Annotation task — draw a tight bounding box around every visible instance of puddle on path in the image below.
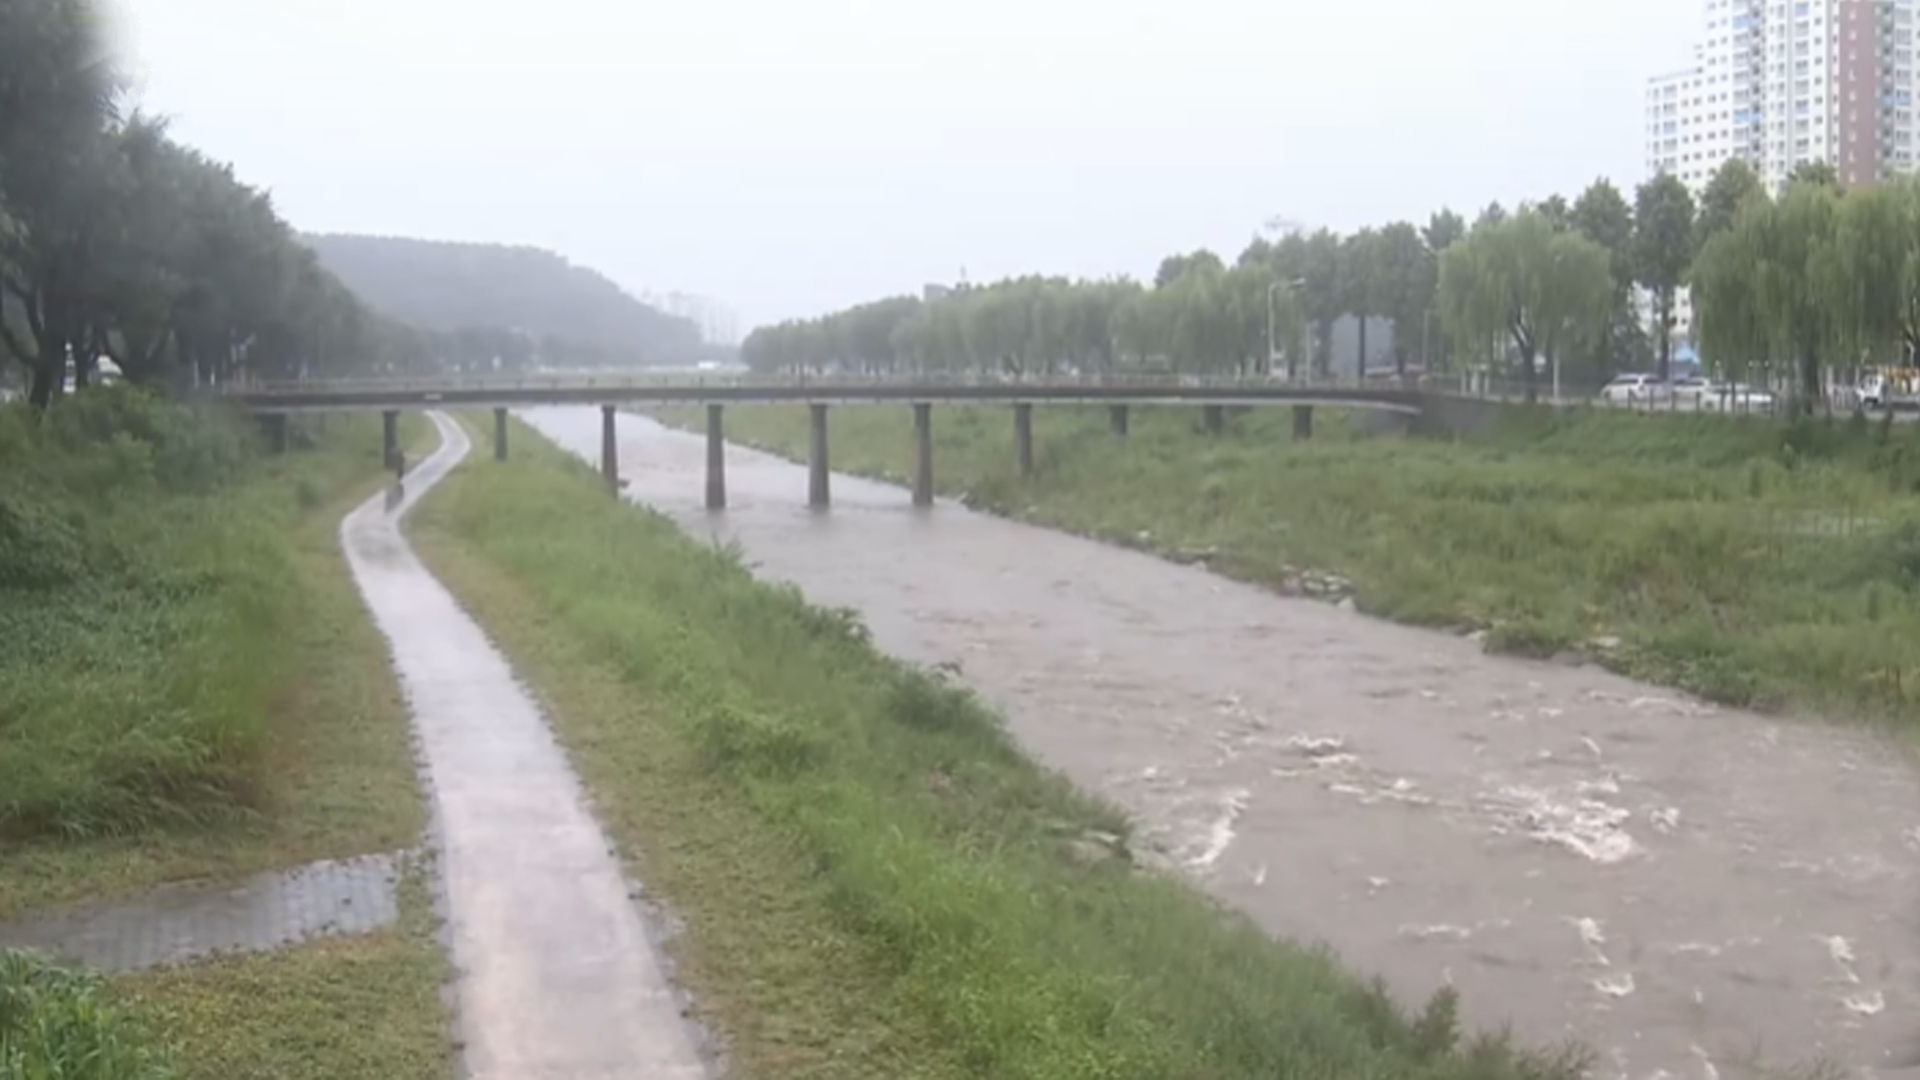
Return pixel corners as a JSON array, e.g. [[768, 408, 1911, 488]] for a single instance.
[[521, 406, 1920, 1079], [343, 412, 712, 1080], [0, 852, 405, 973]]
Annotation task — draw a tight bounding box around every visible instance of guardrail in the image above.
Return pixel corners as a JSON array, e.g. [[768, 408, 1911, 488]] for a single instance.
[[223, 372, 1428, 395], [207, 370, 1815, 418]]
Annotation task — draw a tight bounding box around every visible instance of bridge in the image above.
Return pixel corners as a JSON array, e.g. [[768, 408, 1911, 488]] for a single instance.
[[222, 373, 1487, 510]]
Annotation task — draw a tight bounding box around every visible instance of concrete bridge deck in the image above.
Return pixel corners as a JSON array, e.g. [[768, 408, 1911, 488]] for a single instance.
[[220, 373, 1429, 414], [225, 374, 1512, 512]]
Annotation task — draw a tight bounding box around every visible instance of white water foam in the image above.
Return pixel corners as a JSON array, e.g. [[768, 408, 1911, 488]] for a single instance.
[[1186, 788, 1251, 870], [1482, 783, 1639, 864]]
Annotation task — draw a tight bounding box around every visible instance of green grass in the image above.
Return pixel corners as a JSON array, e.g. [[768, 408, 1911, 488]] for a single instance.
[[0, 393, 435, 916], [653, 401, 1920, 723], [407, 414, 1586, 1080], [0, 950, 178, 1080], [1, 861, 450, 1080], [109, 858, 451, 1080]]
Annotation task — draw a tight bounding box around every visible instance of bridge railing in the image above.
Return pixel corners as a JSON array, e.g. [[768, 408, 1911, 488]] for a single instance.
[[222, 371, 1442, 396], [213, 370, 1793, 416]]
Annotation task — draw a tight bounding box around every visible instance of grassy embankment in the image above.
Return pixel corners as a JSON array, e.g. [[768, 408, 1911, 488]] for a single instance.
[[408, 413, 1584, 1080], [0, 389, 449, 1080], [652, 402, 1920, 722]]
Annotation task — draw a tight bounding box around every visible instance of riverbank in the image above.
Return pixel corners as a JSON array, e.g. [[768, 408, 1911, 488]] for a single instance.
[[407, 412, 1581, 1080], [650, 402, 1920, 724], [0, 390, 449, 1079]]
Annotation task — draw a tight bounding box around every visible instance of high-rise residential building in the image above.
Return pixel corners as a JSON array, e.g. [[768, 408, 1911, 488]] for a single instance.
[[1642, 0, 1918, 355], [1649, 0, 1915, 196]]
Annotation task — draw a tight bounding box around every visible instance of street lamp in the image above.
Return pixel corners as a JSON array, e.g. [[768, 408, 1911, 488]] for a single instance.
[[1267, 277, 1307, 379]]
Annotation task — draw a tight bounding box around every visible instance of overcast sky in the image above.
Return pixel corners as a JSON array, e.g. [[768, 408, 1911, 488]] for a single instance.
[[118, 0, 1699, 334]]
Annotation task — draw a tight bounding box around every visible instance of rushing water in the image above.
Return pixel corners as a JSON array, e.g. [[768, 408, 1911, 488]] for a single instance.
[[522, 406, 1920, 1078]]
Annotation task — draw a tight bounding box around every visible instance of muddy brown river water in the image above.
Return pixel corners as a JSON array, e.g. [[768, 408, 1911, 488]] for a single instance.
[[521, 406, 1920, 1078]]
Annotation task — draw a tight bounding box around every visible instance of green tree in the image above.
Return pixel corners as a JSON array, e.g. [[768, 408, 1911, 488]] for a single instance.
[[1787, 160, 1841, 192], [1692, 181, 1845, 409], [1437, 210, 1614, 403], [1535, 194, 1572, 230], [1832, 176, 1920, 367], [1694, 157, 1768, 248], [1632, 173, 1696, 380], [1420, 210, 1467, 371], [1337, 228, 1387, 376], [1422, 209, 1466, 255], [1371, 221, 1435, 375], [1569, 178, 1646, 379], [1153, 250, 1224, 289]]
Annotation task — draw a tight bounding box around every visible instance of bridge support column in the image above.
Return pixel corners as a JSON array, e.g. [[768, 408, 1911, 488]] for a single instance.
[[600, 404, 620, 495], [381, 410, 399, 471], [1108, 404, 1129, 437], [704, 403, 726, 511], [1013, 403, 1034, 476], [259, 412, 290, 454], [808, 403, 830, 510], [1292, 404, 1314, 441], [912, 402, 934, 508], [493, 407, 509, 462], [1201, 404, 1225, 435]]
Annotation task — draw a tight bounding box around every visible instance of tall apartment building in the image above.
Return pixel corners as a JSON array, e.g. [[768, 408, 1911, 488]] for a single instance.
[[1647, 0, 1915, 193], [1643, 0, 1917, 352]]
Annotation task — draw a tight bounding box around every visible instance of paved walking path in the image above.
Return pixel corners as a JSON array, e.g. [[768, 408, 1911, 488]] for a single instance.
[[0, 853, 407, 973], [341, 412, 710, 1080]]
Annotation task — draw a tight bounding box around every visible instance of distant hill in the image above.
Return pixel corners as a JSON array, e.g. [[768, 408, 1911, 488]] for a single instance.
[[303, 233, 706, 367]]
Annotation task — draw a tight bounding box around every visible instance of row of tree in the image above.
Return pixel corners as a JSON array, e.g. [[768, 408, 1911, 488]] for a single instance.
[[743, 156, 1892, 407], [2, 0, 618, 409]]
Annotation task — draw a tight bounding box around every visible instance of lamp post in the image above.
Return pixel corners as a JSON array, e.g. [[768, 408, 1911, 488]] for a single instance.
[[1266, 277, 1307, 379]]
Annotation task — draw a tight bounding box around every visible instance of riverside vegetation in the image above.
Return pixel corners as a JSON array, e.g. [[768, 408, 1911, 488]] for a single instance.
[[653, 402, 1920, 724], [408, 413, 1587, 1080], [0, 389, 449, 1080]]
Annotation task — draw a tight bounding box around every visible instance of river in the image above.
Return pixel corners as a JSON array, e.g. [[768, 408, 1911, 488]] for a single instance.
[[518, 405, 1920, 1078]]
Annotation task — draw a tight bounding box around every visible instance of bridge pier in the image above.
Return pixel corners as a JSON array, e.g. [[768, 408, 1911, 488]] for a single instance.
[[1013, 403, 1034, 476], [912, 402, 934, 508], [381, 410, 399, 471], [1201, 404, 1225, 435], [1108, 404, 1129, 437], [600, 404, 620, 495], [704, 403, 726, 511], [1292, 404, 1314, 441], [493, 408, 509, 461], [808, 403, 830, 509], [259, 412, 289, 454]]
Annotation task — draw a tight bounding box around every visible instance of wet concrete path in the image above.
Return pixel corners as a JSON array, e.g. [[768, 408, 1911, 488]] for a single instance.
[[343, 412, 708, 1080], [523, 406, 1920, 1080]]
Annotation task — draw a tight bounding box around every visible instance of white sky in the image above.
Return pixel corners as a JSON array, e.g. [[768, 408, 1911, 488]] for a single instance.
[[116, 0, 1699, 331]]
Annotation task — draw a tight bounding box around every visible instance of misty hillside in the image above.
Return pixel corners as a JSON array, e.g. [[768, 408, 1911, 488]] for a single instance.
[[303, 233, 704, 366]]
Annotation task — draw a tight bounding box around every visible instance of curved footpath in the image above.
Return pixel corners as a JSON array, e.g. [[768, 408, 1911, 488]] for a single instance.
[[338, 412, 710, 1080]]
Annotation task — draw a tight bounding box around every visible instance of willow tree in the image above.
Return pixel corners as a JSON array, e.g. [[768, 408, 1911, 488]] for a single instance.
[[1832, 176, 1920, 368], [1436, 209, 1614, 403], [1691, 181, 1846, 410]]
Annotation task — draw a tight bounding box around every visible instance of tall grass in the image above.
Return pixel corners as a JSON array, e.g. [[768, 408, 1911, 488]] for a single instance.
[[659, 402, 1920, 722], [0, 389, 385, 839], [0, 950, 177, 1080], [412, 423, 1587, 1080]]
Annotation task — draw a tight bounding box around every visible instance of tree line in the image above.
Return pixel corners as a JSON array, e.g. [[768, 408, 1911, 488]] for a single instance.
[[3, 0, 680, 411], [744, 156, 1906, 408]]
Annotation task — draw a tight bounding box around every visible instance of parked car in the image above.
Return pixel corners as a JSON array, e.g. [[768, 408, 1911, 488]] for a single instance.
[[1599, 373, 1668, 405], [1696, 381, 1776, 412]]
